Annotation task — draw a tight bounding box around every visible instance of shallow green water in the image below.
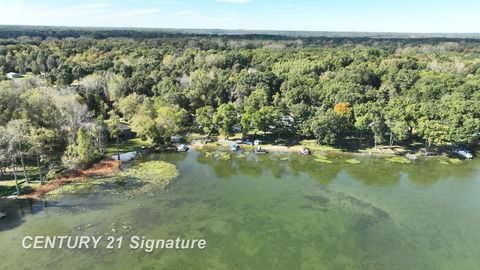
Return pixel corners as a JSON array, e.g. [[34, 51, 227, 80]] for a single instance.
[[1, 151, 480, 270]]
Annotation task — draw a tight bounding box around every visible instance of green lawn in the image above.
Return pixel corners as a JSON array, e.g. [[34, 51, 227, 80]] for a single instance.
[[105, 138, 152, 156], [0, 180, 39, 197]]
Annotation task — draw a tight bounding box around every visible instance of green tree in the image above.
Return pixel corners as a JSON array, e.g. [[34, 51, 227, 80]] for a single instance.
[[29, 127, 55, 184], [213, 103, 238, 138], [195, 106, 215, 134], [106, 111, 122, 161]]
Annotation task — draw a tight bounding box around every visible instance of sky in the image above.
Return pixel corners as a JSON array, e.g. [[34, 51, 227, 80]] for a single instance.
[[0, 0, 478, 33]]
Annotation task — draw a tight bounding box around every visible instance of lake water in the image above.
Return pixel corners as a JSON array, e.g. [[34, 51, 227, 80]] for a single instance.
[[1, 150, 480, 270]]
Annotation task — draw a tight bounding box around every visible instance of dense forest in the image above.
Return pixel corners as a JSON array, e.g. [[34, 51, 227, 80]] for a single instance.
[[1, 27, 480, 185]]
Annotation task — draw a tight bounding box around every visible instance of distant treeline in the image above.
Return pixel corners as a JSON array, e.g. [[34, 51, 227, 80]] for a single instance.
[[1, 25, 480, 47]]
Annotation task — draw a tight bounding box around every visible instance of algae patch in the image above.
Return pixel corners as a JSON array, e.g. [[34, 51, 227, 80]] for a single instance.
[[385, 156, 411, 164], [119, 160, 179, 193], [313, 154, 333, 164], [346, 159, 361, 164], [44, 181, 94, 200], [44, 160, 179, 199]]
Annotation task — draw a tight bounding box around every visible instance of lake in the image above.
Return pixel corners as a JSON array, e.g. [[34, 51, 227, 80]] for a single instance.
[[1, 150, 480, 270]]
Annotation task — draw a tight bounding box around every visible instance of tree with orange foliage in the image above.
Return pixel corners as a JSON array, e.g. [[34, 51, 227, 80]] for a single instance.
[[333, 103, 352, 116]]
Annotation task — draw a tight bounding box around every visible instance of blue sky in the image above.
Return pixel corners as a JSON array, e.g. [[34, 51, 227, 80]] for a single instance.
[[0, 0, 478, 33]]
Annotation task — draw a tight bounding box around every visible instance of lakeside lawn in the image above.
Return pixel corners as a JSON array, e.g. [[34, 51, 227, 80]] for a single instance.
[[105, 138, 152, 157]]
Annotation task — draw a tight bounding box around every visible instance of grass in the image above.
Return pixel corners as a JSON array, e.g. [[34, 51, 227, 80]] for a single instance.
[[0, 180, 39, 197], [0, 164, 45, 197], [105, 138, 152, 156], [300, 140, 341, 152]]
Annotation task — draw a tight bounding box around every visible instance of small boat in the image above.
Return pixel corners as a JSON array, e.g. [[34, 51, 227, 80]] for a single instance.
[[177, 144, 189, 152], [299, 148, 311, 156], [452, 149, 473, 160], [231, 144, 241, 152], [405, 153, 417, 161], [255, 146, 268, 154], [0, 212, 5, 219]]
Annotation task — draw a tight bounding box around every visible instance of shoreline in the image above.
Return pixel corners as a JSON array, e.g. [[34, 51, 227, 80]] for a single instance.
[[190, 139, 418, 157], [0, 160, 121, 205]]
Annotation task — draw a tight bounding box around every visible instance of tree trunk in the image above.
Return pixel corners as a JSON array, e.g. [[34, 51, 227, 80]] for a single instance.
[[13, 162, 20, 196], [37, 156, 43, 184], [116, 135, 121, 161], [20, 152, 29, 184]]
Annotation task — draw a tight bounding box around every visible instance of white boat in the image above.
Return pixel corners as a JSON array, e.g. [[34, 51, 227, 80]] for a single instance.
[[0, 212, 5, 219], [453, 149, 473, 160], [231, 144, 241, 151], [177, 144, 189, 152], [405, 154, 417, 161]]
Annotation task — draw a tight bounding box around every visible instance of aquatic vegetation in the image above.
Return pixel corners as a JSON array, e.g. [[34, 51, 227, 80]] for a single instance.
[[119, 160, 179, 192], [315, 158, 333, 164], [312, 153, 333, 164], [219, 153, 231, 161], [385, 156, 411, 164], [346, 159, 361, 164], [439, 160, 450, 165], [44, 181, 94, 200]]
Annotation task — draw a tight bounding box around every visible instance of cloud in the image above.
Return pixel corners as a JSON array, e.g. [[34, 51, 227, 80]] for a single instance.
[[73, 3, 112, 10], [103, 8, 161, 19], [150, 0, 187, 6], [214, 0, 251, 4], [175, 10, 196, 16]]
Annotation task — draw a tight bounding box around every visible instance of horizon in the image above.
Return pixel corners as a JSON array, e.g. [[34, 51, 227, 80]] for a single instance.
[[2, 24, 480, 38], [0, 0, 479, 33]]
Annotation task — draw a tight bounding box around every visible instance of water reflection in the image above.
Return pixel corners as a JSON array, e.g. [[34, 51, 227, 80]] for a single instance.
[[0, 199, 45, 231], [194, 150, 480, 187]]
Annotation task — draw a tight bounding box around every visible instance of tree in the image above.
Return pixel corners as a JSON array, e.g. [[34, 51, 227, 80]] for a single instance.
[[106, 111, 122, 161], [213, 103, 238, 138], [155, 105, 188, 144], [115, 93, 143, 122], [63, 127, 98, 169], [1, 125, 20, 194], [195, 106, 215, 134], [29, 127, 55, 184], [130, 114, 158, 145], [251, 106, 283, 137], [6, 120, 31, 183], [310, 110, 352, 146]]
